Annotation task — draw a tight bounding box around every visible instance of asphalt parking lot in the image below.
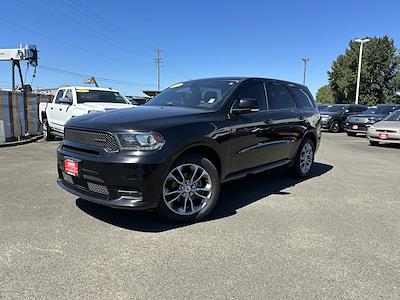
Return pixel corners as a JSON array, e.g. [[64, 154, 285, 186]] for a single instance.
[[0, 133, 399, 299]]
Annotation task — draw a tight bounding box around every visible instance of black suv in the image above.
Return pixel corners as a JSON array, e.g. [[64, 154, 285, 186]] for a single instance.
[[320, 104, 367, 132], [344, 104, 400, 136], [57, 78, 321, 223]]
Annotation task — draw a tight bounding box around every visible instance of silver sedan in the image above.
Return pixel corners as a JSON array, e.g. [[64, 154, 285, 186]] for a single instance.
[[366, 109, 400, 146]]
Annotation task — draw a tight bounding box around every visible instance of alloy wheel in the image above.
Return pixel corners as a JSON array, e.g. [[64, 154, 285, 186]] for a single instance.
[[300, 143, 313, 174], [162, 163, 212, 216]]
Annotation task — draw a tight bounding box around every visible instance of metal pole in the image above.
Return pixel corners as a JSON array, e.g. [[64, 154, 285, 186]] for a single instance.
[[355, 42, 364, 105], [11, 59, 15, 91], [155, 49, 162, 91], [302, 57, 310, 85]]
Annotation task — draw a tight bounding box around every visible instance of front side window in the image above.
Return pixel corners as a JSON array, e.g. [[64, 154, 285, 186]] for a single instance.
[[266, 83, 295, 110], [54, 90, 65, 104], [76, 90, 129, 104], [145, 80, 238, 110], [65, 89, 73, 101], [236, 82, 267, 111]]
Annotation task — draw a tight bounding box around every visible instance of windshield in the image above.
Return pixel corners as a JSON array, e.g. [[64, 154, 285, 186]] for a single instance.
[[145, 80, 239, 110], [76, 89, 129, 104], [383, 110, 400, 121], [376, 105, 399, 115], [322, 105, 346, 112], [364, 108, 377, 114]]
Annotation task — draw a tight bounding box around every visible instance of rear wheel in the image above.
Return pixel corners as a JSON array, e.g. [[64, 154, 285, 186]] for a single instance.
[[42, 119, 55, 141], [369, 140, 379, 146], [329, 121, 340, 133], [156, 154, 220, 223], [346, 131, 356, 137], [290, 138, 315, 178]]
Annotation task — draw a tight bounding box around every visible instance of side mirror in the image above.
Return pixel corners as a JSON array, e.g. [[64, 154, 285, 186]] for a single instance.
[[232, 98, 259, 114], [59, 97, 72, 104]]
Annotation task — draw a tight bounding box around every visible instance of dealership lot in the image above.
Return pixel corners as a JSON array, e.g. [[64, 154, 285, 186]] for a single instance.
[[0, 133, 399, 299]]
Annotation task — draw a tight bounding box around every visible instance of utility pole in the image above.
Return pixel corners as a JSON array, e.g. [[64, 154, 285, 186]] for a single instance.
[[302, 57, 310, 85], [354, 38, 370, 105], [154, 49, 162, 91]]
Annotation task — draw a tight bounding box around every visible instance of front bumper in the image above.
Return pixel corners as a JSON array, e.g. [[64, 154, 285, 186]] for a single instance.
[[57, 144, 168, 210], [366, 130, 400, 144]]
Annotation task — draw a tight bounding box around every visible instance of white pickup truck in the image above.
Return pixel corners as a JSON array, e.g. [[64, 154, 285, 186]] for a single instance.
[[39, 86, 133, 140]]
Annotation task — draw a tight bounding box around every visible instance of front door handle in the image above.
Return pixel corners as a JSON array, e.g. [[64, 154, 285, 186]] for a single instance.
[[50, 107, 53, 110]]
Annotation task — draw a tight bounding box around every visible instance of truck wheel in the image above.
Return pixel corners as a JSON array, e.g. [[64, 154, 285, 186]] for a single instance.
[[329, 121, 340, 133], [157, 154, 220, 223], [42, 119, 55, 141], [290, 138, 315, 178]]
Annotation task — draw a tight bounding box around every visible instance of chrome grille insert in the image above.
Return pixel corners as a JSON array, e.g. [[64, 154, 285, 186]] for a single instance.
[[64, 128, 119, 152]]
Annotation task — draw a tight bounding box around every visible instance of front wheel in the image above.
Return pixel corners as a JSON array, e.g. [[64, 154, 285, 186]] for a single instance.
[[156, 154, 220, 223], [290, 138, 315, 178], [329, 121, 340, 133]]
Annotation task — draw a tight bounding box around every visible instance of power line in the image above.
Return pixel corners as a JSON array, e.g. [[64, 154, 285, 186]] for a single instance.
[[38, 65, 156, 87]]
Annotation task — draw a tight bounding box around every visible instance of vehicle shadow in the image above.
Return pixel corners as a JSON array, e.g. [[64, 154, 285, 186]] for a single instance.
[[75, 162, 333, 232]]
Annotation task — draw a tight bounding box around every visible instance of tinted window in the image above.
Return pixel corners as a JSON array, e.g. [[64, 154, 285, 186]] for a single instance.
[[237, 82, 267, 110], [54, 90, 64, 104], [266, 83, 295, 110], [291, 87, 314, 108]]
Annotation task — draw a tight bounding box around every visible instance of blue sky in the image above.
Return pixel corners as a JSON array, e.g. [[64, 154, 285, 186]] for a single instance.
[[1, 0, 399, 96]]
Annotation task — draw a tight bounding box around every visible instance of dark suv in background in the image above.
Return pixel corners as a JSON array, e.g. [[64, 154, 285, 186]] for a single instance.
[[320, 104, 367, 133], [57, 77, 321, 223], [344, 104, 400, 136]]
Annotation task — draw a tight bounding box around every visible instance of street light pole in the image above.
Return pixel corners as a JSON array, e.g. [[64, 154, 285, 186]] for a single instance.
[[354, 38, 370, 104], [302, 57, 310, 85]]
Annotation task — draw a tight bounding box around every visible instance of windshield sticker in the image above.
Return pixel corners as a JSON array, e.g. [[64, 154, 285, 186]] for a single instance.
[[208, 98, 216, 104], [76, 89, 89, 93], [169, 83, 183, 89]]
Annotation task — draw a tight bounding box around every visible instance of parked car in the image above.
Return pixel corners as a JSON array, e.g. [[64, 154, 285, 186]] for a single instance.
[[344, 104, 400, 136], [317, 103, 329, 111], [366, 109, 400, 146], [56, 77, 321, 223], [320, 104, 367, 133], [39, 86, 132, 140]]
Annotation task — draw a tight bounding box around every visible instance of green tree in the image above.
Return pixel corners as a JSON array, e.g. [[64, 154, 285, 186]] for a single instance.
[[316, 84, 334, 103], [328, 36, 399, 106]]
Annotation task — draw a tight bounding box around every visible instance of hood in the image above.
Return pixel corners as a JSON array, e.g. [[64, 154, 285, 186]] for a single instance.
[[83, 102, 132, 111], [320, 111, 342, 117], [373, 120, 400, 131], [66, 105, 211, 131]]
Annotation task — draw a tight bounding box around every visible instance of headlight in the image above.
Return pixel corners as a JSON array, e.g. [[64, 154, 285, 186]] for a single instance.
[[117, 132, 165, 151]]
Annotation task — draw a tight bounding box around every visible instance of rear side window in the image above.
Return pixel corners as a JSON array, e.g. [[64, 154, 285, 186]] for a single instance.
[[291, 87, 314, 109], [54, 90, 64, 104], [238, 82, 267, 111], [266, 83, 295, 110]]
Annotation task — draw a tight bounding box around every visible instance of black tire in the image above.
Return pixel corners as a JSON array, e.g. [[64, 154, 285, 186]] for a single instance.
[[346, 131, 356, 137], [329, 120, 340, 133], [369, 140, 379, 146], [42, 119, 55, 141], [289, 138, 315, 178], [156, 154, 220, 223]]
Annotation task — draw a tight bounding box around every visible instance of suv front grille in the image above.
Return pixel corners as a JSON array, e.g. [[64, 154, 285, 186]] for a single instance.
[[64, 128, 119, 152]]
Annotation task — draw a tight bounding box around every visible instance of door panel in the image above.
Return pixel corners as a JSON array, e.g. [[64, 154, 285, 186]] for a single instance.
[[47, 89, 64, 132]]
